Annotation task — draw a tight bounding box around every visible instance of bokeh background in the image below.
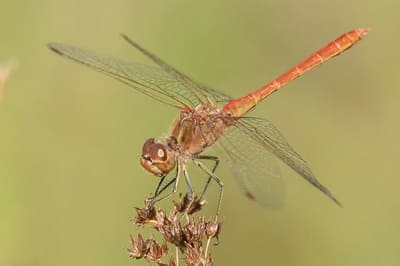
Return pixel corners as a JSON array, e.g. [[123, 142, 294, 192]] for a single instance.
[[0, 0, 398, 265]]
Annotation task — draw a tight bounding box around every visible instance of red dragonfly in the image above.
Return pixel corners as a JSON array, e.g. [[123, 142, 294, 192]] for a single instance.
[[48, 28, 368, 213]]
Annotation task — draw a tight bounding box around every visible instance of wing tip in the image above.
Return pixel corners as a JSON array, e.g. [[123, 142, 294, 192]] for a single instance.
[[120, 33, 138, 48], [329, 194, 343, 208], [120, 33, 129, 41], [47, 43, 64, 56]]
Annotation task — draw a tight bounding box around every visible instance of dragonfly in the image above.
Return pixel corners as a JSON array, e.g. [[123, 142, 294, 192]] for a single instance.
[[48, 28, 368, 214]]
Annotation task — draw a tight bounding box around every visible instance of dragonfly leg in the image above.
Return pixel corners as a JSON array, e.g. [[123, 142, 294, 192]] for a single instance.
[[152, 175, 166, 198], [193, 159, 224, 217], [182, 164, 193, 200], [194, 155, 220, 201], [148, 165, 180, 208], [194, 120, 222, 200], [177, 164, 199, 220]]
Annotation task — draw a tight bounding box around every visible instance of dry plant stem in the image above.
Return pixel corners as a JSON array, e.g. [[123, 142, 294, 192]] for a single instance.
[[0, 59, 17, 102], [129, 195, 222, 265], [175, 247, 179, 266], [204, 238, 212, 260]]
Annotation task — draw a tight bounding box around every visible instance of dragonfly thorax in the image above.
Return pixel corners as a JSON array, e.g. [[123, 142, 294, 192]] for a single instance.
[[170, 103, 230, 156]]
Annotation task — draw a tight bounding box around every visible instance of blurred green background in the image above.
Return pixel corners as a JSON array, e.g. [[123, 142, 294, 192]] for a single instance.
[[0, 0, 398, 265]]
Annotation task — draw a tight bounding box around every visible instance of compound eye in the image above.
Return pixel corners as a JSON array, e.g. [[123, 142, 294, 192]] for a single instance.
[[142, 138, 155, 155], [141, 138, 168, 162], [150, 146, 166, 161]]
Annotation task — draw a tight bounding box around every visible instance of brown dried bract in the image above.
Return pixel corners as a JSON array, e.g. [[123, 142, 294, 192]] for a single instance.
[[174, 194, 206, 215], [128, 234, 172, 264], [156, 208, 185, 247], [134, 202, 157, 226], [206, 221, 222, 240], [183, 217, 207, 244], [184, 242, 213, 266]]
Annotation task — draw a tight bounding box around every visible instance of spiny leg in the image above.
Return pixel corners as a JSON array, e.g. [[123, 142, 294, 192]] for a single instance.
[[182, 164, 193, 200], [194, 155, 220, 201], [148, 165, 181, 208], [152, 176, 177, 199], [152, 175, 166, 198], [193, 159, 224, 218], [179, 164, 202, 220]]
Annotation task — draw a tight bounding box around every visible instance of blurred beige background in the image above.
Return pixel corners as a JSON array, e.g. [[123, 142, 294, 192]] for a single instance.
[[0, 0, 398, 265]]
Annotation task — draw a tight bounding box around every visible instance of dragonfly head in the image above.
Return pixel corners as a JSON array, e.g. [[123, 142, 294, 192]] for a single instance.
[[140, 138, 176, 177]]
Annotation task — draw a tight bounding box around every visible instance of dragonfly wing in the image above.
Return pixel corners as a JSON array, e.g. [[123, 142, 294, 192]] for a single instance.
[[199, 83, 232, 104], [234, 117, 342, 206], [121, 35, 228, 105], [49, 41, 233, 109], [49, 43, 203, 108], [209, 124, 286, 208]]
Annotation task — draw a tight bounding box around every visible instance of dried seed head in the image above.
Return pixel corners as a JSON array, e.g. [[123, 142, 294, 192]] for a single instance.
[[127, 234, 149, 259], [146, 240, 168, 262], [160, 226, 184, 247], [184, 243, 213, 266], [183, 217, 207, 244], [130, 195, 222, 265], [128, 234, 172, 264], [134, 205, 157, 226], [206, 221, 222, 239], [174, 194, 206, 215]]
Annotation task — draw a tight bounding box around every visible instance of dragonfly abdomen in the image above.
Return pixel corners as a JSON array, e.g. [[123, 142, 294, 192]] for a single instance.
[[223, 28, 369, 117]]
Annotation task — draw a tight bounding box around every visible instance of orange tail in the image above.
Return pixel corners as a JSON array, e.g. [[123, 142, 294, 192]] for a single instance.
[[223, 28, 369, 117]]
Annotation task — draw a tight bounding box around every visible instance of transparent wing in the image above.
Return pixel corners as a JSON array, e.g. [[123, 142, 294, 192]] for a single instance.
[[234, 117, 341, 206], [209, 123, 286, 209], [198, 83, 232, 104], [48, 41, 232, 109], [121, 35, 233, 105]]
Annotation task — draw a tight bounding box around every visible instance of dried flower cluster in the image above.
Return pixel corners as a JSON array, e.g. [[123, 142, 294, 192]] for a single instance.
[[128, 195, 222, 266]]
